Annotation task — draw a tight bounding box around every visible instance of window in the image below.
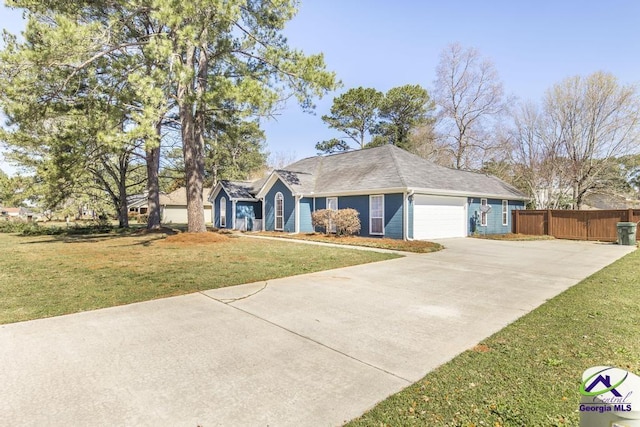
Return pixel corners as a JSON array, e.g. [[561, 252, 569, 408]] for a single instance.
[[220, 197, 226, 228], [275, 192, 284, 231], [370, 195, 384, 235], [326, 197, 338, 233], [502, 200, 508, 226], [480, 198, 488, 226]]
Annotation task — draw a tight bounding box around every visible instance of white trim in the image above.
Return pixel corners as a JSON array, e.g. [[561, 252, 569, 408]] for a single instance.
[[309, 187, 407, 198], [232, 200, 237, 229], [220, 196, 227, 228], [502, 200, 508, 226], [464, 201, 468, 236], [481, 198, 488, 227], [402, 191, 408, 240], [406, 190, 415, 240], [261, 197, 265, 231], [208, 183, 222, 202], [295, 195, 301, 233], [326, 197, 338, 210], [369, 195, 384, 236], [408, 187, 529, 201], [306, 186, 529, 202], [275, 192, 284, 231]]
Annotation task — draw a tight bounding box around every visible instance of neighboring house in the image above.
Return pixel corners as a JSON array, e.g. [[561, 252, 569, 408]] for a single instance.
[[1, 207, 33, 221], [582, 192, 640, 210], [130, 187, 213, 224], [127, 193, 149, 216], [209, 145, 528, 239]]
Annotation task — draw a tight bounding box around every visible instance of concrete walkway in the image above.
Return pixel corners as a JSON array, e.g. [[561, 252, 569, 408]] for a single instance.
[[0, 238, 634, 426]]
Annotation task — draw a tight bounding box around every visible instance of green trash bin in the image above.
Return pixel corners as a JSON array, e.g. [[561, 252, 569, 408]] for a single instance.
[[617, 222, 637, 246]]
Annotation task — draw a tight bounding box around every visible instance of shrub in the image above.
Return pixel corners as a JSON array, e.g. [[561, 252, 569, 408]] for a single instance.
[[21, 224, 65, 236], [334, 208, 361, 236], [311, 209, 334, 234], [311, 208, 361, 236], [137, 214, 149, 224], [0, 220, 27, 234]]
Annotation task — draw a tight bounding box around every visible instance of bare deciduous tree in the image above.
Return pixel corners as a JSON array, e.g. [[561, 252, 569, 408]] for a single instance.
[[407, 123, 453, 166], [544, 71, 640, 209], [510, 102, 571, 208], [433, 43, 508, 170]]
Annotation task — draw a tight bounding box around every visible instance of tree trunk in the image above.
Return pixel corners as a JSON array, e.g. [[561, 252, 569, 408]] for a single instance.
[[146, 122, 162, 229], [117, 198, 129, 228], [183, 119, 206, 232], [117, 165, 129, 228], [178, 39, 207, 233]]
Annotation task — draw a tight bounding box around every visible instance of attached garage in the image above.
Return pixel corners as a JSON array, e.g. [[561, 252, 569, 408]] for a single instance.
[[413, 195, 467, 239]]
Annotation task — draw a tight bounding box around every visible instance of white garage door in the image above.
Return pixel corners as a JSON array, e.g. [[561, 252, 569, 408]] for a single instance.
[[413, 195, 467, 239]]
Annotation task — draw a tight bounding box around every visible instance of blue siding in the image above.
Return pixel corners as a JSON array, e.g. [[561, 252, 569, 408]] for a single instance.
[[264, 178, 295, 232], [384, 194, 404, 239], [468, 198, 525, 235], [337, 195, 369, 236], [213, 190, 233, 229], [299, 198, 313, 233], [312, 193, 404, 238]]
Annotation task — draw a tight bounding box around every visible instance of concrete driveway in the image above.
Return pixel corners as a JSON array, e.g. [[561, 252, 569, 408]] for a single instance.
[[0, 238, 634, 426]]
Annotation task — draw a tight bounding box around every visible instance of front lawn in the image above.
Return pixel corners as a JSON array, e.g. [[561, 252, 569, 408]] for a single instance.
[[257, 232, 443, 253], [0, 231, 399, 325], [346, 248, 640, 427]]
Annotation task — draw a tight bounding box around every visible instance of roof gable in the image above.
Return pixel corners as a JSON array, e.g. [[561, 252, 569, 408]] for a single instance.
[[219, 181, 259, 201]]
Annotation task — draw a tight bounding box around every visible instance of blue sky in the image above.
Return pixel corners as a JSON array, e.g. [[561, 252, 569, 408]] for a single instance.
[[1, 0, 639, 174]]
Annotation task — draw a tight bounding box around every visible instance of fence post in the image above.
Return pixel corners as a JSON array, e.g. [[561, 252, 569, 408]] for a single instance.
[[628, 208, 633, 222], [547, 209, 553, 237], [513, 209, 519, 234]]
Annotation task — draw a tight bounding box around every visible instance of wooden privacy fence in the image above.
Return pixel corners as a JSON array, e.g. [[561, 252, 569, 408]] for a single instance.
[[512, 209, 640, 242]]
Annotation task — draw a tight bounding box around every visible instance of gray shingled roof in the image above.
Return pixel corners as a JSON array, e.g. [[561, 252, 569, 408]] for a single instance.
[[219, 180, 260, 201], [278, 145, 528, 200]]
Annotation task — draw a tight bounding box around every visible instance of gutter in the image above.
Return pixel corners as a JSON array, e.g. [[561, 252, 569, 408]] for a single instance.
[[408, 187, 529, 201]]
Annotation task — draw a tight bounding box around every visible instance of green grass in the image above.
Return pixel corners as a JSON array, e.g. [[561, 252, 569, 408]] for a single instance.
[[257, 232, 443, 253], [0, 232, 399, 325], [346, 249, 640, 427]]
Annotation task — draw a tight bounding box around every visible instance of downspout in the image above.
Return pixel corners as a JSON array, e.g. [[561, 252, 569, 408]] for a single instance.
[[402, 191, 407, 240], [405, 189, 415, 241], [312, 196, 316, 233], [261, 197, 265, 231], [294, 194, 301, 234]]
